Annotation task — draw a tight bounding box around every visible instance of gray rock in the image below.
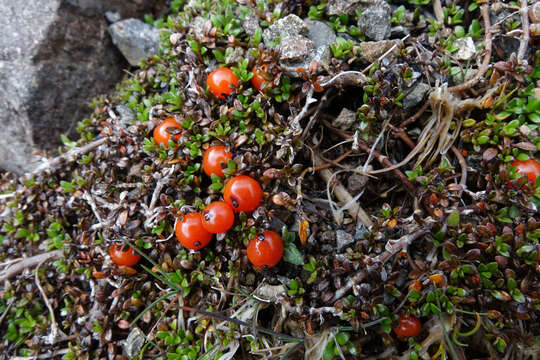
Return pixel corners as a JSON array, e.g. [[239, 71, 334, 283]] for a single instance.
[[282, 19, 337, 75], [0, 0, 154, 174], [225, 47, 245, 65], [327, 0, 385, 16], [108, 18, 160, 66], [327, 0, 362, 15], [115, 105, 136, 127], [190, 16, 210, 41], [242, 12, 260, 37], [263, 14, 308, 45], [357, 5, 391, 41], [347, 172, 369, 193], [455, 37, 476, 60], [332, 108, 357, 130], [358, 40, 399, 63], [303, 19, 337, 68], [279, 35, 314, 61], [336, 230, 355, 251], [105, 10, 121, 23], [123, 327, 145, 359], [402, 82, 430, 110]]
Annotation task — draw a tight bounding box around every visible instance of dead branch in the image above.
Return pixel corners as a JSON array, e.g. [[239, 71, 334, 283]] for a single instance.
[[313, 153, 374, 228], [517, 0, 530, 63], [448, 5, 492, 93], [450, 146, 467, 198], [28, 137, 109, 177], [290, 87, 316, 136], [399, 101, 430, 129], [35, 259, 62, 344], [0, 250, 63, 282]]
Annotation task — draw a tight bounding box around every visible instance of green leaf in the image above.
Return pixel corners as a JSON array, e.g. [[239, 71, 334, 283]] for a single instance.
[[283, 242, 304, 265], [447, 210, 460, 226], [336, 331, 350, 345]]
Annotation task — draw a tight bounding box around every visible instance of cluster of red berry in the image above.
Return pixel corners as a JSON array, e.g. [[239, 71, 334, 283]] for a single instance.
[[175, 145, 283, 269], [109, 142, 283, 270]]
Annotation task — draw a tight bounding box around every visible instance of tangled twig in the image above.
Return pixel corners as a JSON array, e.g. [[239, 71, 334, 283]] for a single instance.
[[313, 152, 373, 227]]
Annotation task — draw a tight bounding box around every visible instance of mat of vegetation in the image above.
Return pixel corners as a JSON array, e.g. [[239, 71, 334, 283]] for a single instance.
[[1, 0, 539, 359]]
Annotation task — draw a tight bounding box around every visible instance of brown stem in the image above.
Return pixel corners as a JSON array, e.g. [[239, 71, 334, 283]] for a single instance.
[[399, 101, 430, 129]]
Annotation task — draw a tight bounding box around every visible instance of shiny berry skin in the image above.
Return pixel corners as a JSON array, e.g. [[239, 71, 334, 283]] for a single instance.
[[109, 244, 141, 267], [207, 67, 239, 98], [223, 175, 263, 213], [247, 231, 284, 269], [251, 65, 273, 92], [203, 145, 232, 178], [202, 201, 235, 234], [512, 159, 540, 185], [153, 118, 182, 147], [175, 213, 213, 250], [393, 315, 422, 338]]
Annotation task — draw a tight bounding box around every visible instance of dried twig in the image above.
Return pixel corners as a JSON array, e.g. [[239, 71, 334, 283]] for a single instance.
[[313, 153, 373, 227], [449, 5, 492, 93], [0, 250, 63, 282], [322, 119, 416, 194], [290, 87, 316, 136], [433, 0, 445, 24], [301, 90, 330, 140], [399, 101, 430, 129], [450, 146, 467, 198], [28, 137, 109, 177], [517, 0, 530, 63], [35, 260, 60, 344]]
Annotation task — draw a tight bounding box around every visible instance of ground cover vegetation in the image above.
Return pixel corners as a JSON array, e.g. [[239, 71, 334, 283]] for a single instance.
[[0, 0, 539, 358]]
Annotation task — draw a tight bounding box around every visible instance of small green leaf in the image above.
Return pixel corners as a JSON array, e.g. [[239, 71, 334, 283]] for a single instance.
[[447, 210, 460, 226], [283, 242, 304, 265]]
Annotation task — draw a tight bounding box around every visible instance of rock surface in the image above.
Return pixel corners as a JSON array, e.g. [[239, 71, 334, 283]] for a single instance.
[[0, 0, 156, 174], [108, 18, 160, 66], [402, 82, 430, 109], [357, 4, 392, 41], [263, 14, 309, 45], [279, 35, 314, 61], [282, 19, 337, 75], [332, 108, 357, 130], [454, 37, 476, 60], [358, 40, 399, 63]]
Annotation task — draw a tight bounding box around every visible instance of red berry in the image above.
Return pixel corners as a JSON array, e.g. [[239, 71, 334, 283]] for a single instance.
[[202, 201, 235, 234], [109, 244, 141, 267], [247, 231, 284, 269], [153, 118, 182, 147], [203, 145, 232, 178], [223, 175, 263, 213], [175, 213, 213, 250], [393, 315, 422, 338], [512, 159, 540, 185], [207, 67, 239, 98]]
